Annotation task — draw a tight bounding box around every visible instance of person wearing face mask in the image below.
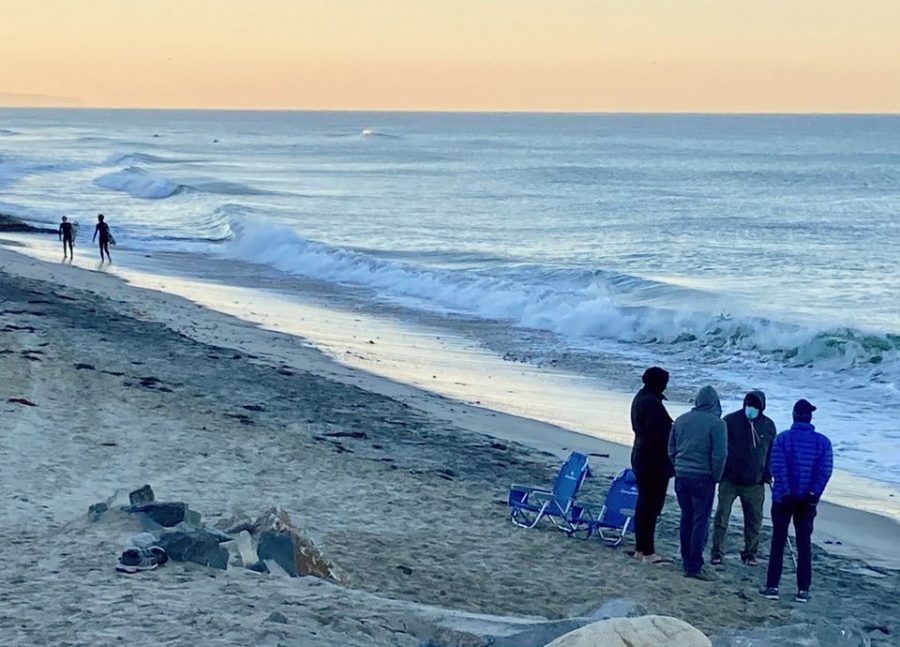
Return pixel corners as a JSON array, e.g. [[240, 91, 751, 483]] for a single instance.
[[630, 366, 674, 565], [710, 391, 777, 567]]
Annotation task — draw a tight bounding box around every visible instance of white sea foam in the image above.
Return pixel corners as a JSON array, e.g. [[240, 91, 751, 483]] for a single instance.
[[222, 222, 900, 387], [94, 167, 183, 199], [94, 167, 274, 199]]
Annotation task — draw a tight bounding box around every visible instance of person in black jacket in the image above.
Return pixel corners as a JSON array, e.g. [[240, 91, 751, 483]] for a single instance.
[[630, 366, 674, 564], [710, 391, 776, 566]]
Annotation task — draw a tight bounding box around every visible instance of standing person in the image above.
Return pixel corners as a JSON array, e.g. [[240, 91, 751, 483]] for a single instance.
[[711, 390, 776, 566], [59, 216, 75, 259], [630, 366, 674, 564], [668, 385, 727, 581], [92, 214, 112, 263], [761, 399, 833, 604]]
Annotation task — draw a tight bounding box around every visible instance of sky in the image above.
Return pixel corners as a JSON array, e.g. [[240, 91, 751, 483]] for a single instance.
[[1, 0, 898, 112]]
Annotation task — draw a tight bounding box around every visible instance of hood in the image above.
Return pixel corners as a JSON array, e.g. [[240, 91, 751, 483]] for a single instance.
[[693, 385, 722, 417], [641, 366, 669, 395], [744, 390, 767, 413]]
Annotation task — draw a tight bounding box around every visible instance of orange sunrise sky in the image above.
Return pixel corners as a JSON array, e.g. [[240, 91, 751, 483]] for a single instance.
[[1, 0, 898, 112]]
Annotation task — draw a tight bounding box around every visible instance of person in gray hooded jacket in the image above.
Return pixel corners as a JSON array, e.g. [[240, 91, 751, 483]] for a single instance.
[[668, 385, 728, 581]]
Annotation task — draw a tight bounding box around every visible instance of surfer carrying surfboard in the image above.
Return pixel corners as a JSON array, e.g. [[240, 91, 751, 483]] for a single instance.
[[92, 213, 114, 263]]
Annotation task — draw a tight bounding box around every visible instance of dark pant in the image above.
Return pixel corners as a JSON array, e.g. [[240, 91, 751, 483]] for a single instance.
[[766, 498, 816, 591], [711, 480, 765, 560], [675, 475, 716, 574], [634, 472, 669, 555]]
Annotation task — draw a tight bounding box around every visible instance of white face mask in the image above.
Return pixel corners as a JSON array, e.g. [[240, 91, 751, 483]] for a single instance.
[[745, 406, 760, 420]]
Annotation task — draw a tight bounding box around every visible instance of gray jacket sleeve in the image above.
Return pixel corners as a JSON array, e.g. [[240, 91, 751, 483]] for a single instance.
[[711, 420, 728, 482], [668, 421, 678, 465]]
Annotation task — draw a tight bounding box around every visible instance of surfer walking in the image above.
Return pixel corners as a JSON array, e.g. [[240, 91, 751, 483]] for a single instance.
[[59, 216, 75, 259], [92, 214, 113, 263]]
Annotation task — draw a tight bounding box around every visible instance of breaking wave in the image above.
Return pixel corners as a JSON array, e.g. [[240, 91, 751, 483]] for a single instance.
[[103, 151, 197, 166], [222, 223, 900, 385], [94, 167, 275, 199]]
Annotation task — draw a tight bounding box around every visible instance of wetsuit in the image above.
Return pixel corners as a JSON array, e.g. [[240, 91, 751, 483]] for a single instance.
[[60, 221, 74, 242]]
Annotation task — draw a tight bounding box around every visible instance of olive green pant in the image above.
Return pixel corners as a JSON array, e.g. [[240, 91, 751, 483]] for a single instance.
[[711, 480, 765, 560]]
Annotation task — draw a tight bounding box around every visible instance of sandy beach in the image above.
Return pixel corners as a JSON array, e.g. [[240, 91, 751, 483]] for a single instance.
[[1, 239, 898, 646]]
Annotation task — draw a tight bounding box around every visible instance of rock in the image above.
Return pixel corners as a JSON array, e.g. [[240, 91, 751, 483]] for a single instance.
[[265, 611, 289, 624], [254, 507, 344, 582], [129, 485, 155, 506], [569, 598, 647, 621], [129, 502, 187, 527], [215, 514, 254, 535], [156, 528, 230, 570], [545, 616, 711, 647], [0, 214, 56, 234], [88, 502, 108, 522]]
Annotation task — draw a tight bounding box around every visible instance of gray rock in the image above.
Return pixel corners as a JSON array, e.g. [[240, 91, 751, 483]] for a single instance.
[[569, 598, 647, 621], [129, 485, 155, 506], [266, 611, 289, 624], [129, 502, 186, 527], [88, 502, 108, 522], [156, 528, 230, 569], [492, 619, 589, 647]]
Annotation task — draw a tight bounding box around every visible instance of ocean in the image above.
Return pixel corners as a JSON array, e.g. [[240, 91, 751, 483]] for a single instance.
[[2, 109, 899, 488]]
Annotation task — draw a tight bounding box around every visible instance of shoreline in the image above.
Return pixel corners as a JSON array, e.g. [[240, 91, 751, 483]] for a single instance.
[[3, 237, 900, 645], [3, 236, 900, 569], [5, 234, 900, 530]]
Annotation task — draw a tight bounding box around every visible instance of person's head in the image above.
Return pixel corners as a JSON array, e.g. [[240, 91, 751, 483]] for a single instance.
[[641, 366, 669, 395], [61, 216, 68, 222], [694, 385, 722, 417], [743, 391, 765, 421], [97, 214, 105, 222], [792, 399, 816, 424]]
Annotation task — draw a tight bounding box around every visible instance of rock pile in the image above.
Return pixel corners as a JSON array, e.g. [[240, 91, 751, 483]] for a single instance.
[[89, 485, 345, 582]]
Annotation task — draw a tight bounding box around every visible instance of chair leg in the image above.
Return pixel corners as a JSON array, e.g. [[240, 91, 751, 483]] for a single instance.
[[511, 501, 550, 529]]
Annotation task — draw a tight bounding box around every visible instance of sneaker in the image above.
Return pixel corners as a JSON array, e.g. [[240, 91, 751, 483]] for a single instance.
[[795, 590, 810, 603], [710, 556, 723, 566], [684, 567, 718, 582], [760, 587, 780, 600], [116, 546, 168, 574]]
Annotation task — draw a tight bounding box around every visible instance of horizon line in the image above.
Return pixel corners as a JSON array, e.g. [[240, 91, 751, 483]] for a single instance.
[[1, 105, 899, 117]]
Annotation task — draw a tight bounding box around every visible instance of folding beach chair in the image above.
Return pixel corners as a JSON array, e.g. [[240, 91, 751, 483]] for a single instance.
[[508, 452, 590, 533], [570, 468, 639, 546]]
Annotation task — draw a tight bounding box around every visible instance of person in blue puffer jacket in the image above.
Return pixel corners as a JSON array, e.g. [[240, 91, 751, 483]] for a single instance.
[[760, 399, 833, 604]]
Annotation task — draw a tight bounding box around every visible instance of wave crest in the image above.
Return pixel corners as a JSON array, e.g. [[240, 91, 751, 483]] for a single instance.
[[103, 151, 195, 166], [221, 223, 899, 384], [94, 167, 275, 199]]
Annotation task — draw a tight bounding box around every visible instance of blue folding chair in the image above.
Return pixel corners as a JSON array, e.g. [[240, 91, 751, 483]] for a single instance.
[[508, 452, 590, 533], [570, 468, 639, 546]]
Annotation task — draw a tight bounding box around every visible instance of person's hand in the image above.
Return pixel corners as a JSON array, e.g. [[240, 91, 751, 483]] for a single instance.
[[807, 493, 820, 505]]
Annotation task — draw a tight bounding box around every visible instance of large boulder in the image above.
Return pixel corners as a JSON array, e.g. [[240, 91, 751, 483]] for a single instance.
[[545, 615, 711, 647], [254, 507, 344, 582]]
